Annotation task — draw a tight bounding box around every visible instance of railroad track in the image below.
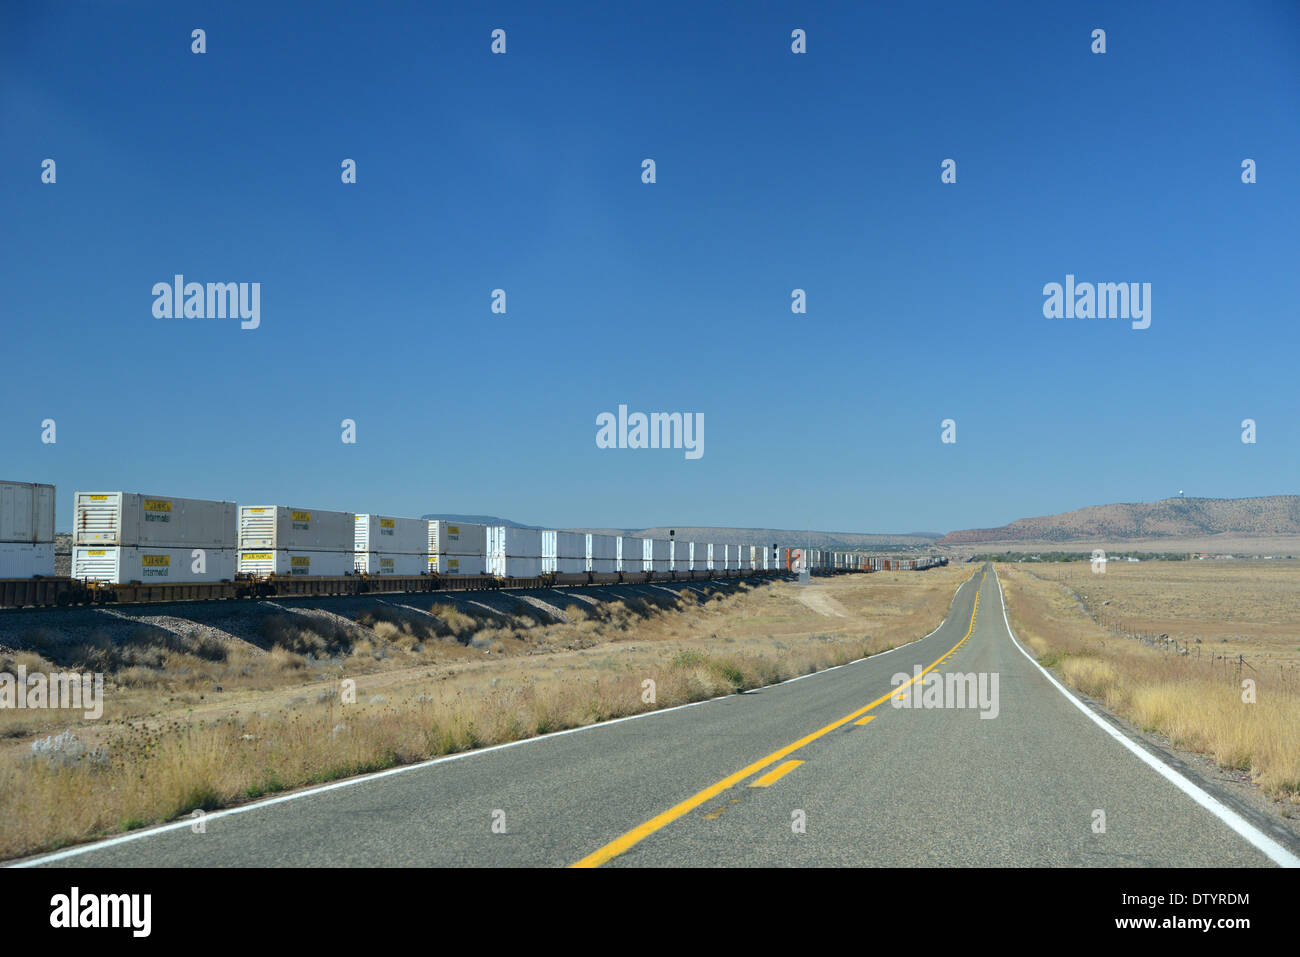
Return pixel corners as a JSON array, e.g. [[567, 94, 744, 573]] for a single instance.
[[0, 566, 805, 611]]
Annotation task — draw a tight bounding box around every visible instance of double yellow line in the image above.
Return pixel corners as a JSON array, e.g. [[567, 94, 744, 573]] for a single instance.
[[570, 573, 984, 867]]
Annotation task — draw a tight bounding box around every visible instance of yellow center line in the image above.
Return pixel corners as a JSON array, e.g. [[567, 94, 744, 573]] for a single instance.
[[749, 759, 804, 788], [569, 575, 983, 868], [853, 715, 876, 726]]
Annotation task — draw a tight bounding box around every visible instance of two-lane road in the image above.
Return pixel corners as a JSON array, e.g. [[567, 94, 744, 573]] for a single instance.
[[20, 566, 1297, 867]]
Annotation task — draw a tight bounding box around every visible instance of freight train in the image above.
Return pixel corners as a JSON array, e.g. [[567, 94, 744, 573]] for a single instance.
[[0, 481, 945, 610]]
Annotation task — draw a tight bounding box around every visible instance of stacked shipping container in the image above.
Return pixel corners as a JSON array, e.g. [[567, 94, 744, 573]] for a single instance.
[[238, 506, 355, 577], [586, 533, 617, 574], [617, 537, 640, 572], [486, 526, 542, 578], [427, 521, 486, 575], [354, 514, 429, 575], [642, 538, 670, 572], [0, 481, 56, 578], [542, 530, 586, 574], [73, 491, 237, 584]]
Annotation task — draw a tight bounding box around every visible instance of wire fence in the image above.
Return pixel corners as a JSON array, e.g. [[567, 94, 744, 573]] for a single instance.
[[1025, 566, 1300, 695]]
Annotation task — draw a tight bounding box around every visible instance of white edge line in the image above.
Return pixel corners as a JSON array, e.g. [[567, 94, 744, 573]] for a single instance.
[[991, 565, 1299, 869], [13, 690, 729, 867], [15, 567, 975, 868]]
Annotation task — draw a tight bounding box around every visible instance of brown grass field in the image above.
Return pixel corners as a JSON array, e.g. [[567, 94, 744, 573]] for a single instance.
[[998, 560, 1300, 806], [0, 568, 968, 859]]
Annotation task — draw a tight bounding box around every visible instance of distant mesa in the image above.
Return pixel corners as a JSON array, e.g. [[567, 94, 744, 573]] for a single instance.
[[938, 495, 1300, 545]]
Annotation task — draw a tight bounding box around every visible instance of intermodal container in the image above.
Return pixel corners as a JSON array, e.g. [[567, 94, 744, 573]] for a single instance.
[[238, 506, 354, 552], [486, 526, 542, 578], [542, 530, 586, 574], [355, 514, 429, 575], [0, 543, 55, 577], [75, 492, 236, 548], [642, 538, 670, 572], [427, 521, 487, 575], [586, 533, 617, 573], [617, 537, 641, 572], [74, 545, 236, 584], [237, 549, 355, 578], [0, 481, 56, 544]]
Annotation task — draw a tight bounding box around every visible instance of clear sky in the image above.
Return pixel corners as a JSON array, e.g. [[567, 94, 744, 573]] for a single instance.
[[3, 1, 1298, 534]]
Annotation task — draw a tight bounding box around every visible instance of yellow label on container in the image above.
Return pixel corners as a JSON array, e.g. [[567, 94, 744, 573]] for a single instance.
[[291, 556, 311, 567], [380, 558, 394, 568], [143, 499, 172, 513], [291, 511, 310, 522], [142, 555, 170, 567], [87, 550, 106, 556], [448, 526, 459, 534], [89, 495, 108, 501], [380, 519, 395, 529], [242, 552, 272, 561], [248, 508, 267, 514]]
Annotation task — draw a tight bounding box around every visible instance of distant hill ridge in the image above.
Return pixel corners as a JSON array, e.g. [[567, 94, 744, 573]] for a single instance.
[[938, 495, 1300, 545]]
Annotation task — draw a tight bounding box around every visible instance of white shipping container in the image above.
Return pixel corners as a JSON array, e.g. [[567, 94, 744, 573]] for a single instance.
[[427, 521, 487, 574], [486, 526, 543, 578], [0, 481, 56, 544], [432, 554, 485, 576], [542, 531, 586, 574], [641, 538, 670, 572], [495, 556, 542, 578], [0, 543, 55, 578], [74, 545, 235, 584], [237, 549, 354, 578], [585, 533, 617, 573], [239, 506, 354, 552], [355, 552, 429, 576], [75, 491, 235, 548], [617, 537, 641, 572], [354, 514, 429, 556], [670, 540, 685, 571]]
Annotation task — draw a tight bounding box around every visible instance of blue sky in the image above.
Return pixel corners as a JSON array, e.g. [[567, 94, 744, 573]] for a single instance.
[[3, 1, 1298, 534]]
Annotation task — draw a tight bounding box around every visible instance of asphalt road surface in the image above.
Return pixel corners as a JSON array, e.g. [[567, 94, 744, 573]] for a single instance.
[[22, 565, 1298, 867]]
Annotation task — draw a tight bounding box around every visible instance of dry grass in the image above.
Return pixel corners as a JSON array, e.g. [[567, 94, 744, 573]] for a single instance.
[[0, 568, 969, 859], [998, 561, 1300, 802]]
